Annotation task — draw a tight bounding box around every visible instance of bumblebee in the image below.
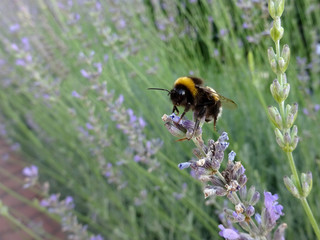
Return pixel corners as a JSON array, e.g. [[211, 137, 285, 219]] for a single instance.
[[148, 76, 237, 139]]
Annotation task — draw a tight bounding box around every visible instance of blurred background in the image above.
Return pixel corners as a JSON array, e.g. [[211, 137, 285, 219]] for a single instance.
[[0, 0, 319, 239]]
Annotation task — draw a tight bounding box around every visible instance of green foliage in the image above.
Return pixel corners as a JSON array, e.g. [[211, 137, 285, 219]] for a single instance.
[[0, 0, 319, 239]]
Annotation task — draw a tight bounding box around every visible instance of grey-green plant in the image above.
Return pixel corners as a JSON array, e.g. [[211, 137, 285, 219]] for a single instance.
[[266, 0, 320, 238]]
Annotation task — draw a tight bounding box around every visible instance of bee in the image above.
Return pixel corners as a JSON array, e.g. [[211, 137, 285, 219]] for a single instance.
[[148, 76, 237, 139]]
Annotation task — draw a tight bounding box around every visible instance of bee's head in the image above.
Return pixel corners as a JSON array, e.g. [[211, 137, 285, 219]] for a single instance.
[[169, 88, 186, 106]]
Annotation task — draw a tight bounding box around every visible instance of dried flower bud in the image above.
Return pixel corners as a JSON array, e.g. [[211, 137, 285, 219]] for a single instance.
[[215, 186, 227, 196], [283, 175, 300, 198], [273, 223, 287, 240], [301, 172, 312, 197], [235, 203, 244, 214], [204, 187, 216, 198]]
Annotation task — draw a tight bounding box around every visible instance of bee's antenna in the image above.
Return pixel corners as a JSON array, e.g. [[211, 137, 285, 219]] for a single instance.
[[147, 88, 170, 93]]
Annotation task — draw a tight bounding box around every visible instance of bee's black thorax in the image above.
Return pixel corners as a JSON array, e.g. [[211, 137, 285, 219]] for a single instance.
[[170, 84, 195, 107]]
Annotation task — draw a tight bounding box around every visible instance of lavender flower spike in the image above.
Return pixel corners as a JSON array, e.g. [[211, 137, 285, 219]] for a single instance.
[[264, 192, 284, 225]]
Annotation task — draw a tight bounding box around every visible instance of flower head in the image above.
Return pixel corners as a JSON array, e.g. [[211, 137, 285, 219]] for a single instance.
[[218, 224, 240, 239], [264, 191, 284, 225]]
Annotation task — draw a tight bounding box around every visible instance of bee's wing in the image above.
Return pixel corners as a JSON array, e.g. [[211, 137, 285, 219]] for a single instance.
[[200, 86, 237, 109]]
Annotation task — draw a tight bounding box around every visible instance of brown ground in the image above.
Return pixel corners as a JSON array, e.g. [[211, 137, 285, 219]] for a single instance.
[[0, 139, 66, 240]]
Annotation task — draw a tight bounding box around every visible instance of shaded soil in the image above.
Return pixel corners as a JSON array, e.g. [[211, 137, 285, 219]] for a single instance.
[[0, 139, 66, 240]]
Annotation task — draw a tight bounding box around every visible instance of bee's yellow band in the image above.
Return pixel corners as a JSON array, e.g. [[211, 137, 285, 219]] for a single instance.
[[174, 77, 197, 97]]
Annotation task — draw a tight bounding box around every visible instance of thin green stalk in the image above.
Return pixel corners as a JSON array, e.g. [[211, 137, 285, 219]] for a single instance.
[[286, 152, 301, 190], [300, 198, 320, 240], [4, 212, 43, 240]]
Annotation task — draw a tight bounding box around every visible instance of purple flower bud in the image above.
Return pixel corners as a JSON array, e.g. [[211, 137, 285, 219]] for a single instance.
[[134, 155, 141, 162], [218, 225, 240, 239], [246, 205, 255, 217], [228, 151, 236, 161], [86, 123, 94, 130], [178, 162, 191, 170], [255, 213, 261, 225], [72, 90, 81, 98], [139, 117, 146, 128], [80, 69, 90, 78], [9, 24, 20, 33], [22, 165, 38, 177], [90, 234, 104, 240], [218, 132, 229, 142], [94, 62, 102, 74]]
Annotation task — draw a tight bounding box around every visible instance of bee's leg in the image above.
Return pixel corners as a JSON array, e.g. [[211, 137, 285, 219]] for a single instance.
[[187, 106, 206, 140], [213, 116, 217, 131], [177, 103, 191, 123], [172, 105, 179, 115]]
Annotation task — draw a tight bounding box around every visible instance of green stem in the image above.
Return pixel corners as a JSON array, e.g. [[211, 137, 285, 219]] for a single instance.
[[5, 212, 43, 240], [300, 198, 320, 240], [286, 152, 301, 191], [286, 149, 320, 239]]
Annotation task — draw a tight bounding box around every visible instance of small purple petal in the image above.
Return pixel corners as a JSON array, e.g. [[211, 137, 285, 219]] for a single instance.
[[80, 69, 90, 78], [134, 155, 141, 162], [228, 151, 236, 161], [178, 162, 191, 170], [218, 224, 240, 239], [86, 122, 94, 130], [9, 24, 20, 33], [72, 90, 81, 98]]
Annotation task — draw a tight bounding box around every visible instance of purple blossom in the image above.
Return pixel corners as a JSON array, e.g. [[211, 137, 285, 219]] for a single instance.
[[9, 23, 20, 33], [21, 37, 30, 51], [134, 155, 141, 162], [264, 192, 284, 225], [138, 117, 146, 128], [218, 224, 240, 239], [72, 90, 81, 98], [11, 43, 19, 51], [11, 142, 21, 151], [118, 19, 126, 29], [80, 69, 90, 78], [94, 62, 102, 74], [228, 151, 236, 161], [65, 196, 75, 209], [127, 109, 137, 123], [86, 122, 94, 130], [15, 59, 26, 66], [90, 235, 104, 240], [104, 54, 109, 62], [178, 162, 191, 170], [22, 165, 38, 178], [314, 104, 320, 112]]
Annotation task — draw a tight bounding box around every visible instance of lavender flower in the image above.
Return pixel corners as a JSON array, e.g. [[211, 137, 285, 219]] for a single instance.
[[22, 165, 38, 188], [218, 225, 240, 240], [264, 192, 284, 225], [163, 115, 286, 239]]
